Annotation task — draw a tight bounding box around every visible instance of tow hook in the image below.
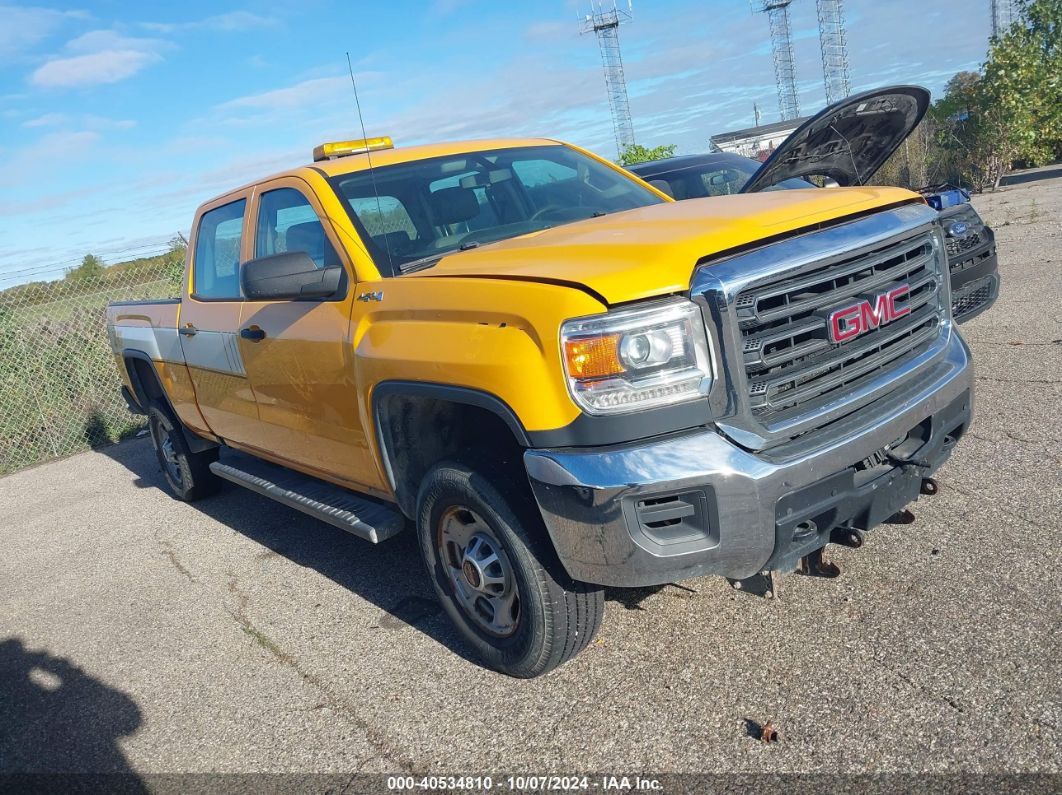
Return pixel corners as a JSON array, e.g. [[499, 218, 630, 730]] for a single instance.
[[831, 526, 865, 548], [727, 570, 784, 600], [798, 546, 841, 578]]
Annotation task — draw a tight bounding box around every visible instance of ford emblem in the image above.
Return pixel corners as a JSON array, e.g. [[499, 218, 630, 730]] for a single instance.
[[947, 221, 969, 237]]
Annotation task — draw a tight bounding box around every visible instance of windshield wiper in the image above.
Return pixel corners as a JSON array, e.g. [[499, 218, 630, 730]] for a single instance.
[[399, 254, 446, 274]]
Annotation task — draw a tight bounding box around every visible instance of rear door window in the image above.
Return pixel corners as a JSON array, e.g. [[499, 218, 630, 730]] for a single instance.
[[193, 199, 246, 299]]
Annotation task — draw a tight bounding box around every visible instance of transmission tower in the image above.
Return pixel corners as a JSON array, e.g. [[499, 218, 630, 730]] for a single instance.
[[752, 1, 800, 121], [582, 1, 635, 156], [816, 0, 850, 105], [990, 0, 1019, 37]]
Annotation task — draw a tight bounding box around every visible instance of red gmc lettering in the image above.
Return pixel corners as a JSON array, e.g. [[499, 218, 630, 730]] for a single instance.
[[829, 284, 911, 344]]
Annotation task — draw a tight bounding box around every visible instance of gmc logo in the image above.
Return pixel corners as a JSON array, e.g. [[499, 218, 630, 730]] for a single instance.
[[828, 284, 911, 344]]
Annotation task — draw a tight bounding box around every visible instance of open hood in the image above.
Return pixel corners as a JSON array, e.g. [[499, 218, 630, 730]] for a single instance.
[[741, 86, 931, 194]]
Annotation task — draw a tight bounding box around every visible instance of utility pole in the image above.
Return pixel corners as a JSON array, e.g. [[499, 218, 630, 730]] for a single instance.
[[751, 1, 800, 121], [990, 0, 1019, 38], [582, 1, 636, 156], [816, 0, 851, 105]]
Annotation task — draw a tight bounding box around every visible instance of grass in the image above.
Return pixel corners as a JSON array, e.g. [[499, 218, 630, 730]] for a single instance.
[[0, 255, 183, 476]]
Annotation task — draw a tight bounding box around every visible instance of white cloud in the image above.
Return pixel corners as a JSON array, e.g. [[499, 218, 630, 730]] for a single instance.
[[31, 49, 161, 88], [141, 11, 277, 34], [29, 29, 169, 89], [202, 11, 277, 31], [0, 5, 85, 57], [216, 76, 352, 113], [22, 112, 135, 129], [22, 112, 67, 128], [431, 0, 474, 16]]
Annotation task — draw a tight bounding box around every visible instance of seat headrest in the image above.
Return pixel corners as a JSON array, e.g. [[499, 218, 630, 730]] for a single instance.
[[373, 230, 411, 253], [429, 187, 479, 226], [284, 221, 324, 257]]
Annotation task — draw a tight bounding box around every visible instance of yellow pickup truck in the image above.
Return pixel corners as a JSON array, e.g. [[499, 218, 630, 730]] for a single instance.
[[108, 102, 973, 677]]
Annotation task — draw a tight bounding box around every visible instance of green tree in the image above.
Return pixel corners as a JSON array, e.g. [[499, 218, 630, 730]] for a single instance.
[[618, 143, 677, 167], [980, 0, 1062, 184], [164, 235, 187, 293], [67, 253, 105, 283]]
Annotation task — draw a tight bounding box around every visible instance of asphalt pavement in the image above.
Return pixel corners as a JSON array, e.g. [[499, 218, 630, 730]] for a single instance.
[[1, 176, 1060, 786]]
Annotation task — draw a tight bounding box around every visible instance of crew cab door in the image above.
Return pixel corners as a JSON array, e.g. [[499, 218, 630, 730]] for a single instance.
[[179, 193, 261, 445], [236, 179, 382, 491]]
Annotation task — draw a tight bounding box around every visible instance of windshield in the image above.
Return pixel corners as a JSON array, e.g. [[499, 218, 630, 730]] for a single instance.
[[637, 155, 814, 199], [329, 144, 663, 274]]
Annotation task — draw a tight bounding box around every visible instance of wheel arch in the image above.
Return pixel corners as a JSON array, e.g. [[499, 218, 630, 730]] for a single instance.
[[122, 350, 218, 454], [372, 381, 531, 518]]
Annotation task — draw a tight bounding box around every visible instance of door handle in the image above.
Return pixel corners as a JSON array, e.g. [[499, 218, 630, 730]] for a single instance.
[[240, 326, 266, 342], [178, 325, 197, 337]]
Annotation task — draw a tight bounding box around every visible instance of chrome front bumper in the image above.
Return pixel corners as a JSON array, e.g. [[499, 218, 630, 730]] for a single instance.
[[524, 332, 973, 587]]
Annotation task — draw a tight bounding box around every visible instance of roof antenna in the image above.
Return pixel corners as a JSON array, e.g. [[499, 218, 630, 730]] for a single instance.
[[346, 52, 394, 275]]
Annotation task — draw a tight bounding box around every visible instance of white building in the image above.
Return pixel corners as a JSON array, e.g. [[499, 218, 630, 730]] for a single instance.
[[709, 116, 809, 161]]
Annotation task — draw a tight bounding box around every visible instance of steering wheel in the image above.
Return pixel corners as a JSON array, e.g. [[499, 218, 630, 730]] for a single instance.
[[529, 204, 568, 222]]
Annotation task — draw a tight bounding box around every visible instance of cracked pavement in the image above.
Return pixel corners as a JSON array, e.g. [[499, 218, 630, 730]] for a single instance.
[[1, 176, 1060, 777]]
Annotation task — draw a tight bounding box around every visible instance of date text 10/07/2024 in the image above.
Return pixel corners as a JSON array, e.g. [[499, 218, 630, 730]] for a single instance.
[[386, 776, 664, 791]]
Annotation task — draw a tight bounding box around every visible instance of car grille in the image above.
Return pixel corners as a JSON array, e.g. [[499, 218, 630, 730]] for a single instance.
[[946, 232, 982, 258], [736, 231, 945, 423], [943, 205, 987, 260], [952, 274, 997, 320]]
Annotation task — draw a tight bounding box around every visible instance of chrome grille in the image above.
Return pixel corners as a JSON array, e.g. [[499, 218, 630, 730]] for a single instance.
[[736, 231, 945, 423]]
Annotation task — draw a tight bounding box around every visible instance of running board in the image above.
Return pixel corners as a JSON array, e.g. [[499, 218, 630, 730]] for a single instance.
[[209, 452, 404, 543]]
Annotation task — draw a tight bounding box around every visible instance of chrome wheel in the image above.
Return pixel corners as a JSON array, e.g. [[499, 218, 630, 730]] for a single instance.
[[438, 506, 520, 637], [151, 416, 182, 487]]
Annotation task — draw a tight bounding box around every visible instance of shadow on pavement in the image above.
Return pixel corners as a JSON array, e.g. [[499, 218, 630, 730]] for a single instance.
[[998, 164, 1062, 187], [94, 437, 490, 667], [0, 637, 146, 791]]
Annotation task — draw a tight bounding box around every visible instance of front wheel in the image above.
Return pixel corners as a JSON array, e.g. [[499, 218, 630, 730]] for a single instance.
[[146, 403, 219, 501], [416, 462, 604, 678]]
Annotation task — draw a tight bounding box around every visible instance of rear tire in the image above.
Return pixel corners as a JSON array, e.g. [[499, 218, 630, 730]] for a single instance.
[[416, 461, 604, 678], [146, 402, 220, 501]]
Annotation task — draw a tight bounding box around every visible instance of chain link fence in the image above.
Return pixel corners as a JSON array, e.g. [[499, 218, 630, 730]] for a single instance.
[[0, 247, 184, 476]]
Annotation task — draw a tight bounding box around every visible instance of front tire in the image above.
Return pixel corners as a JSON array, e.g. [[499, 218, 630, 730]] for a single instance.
[[146, 402, 219, 501], [416, 462, 604, 678]]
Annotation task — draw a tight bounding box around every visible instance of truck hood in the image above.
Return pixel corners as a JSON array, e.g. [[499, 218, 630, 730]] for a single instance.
[[416, 185, 920, 305], [741, 86, 931, 193]]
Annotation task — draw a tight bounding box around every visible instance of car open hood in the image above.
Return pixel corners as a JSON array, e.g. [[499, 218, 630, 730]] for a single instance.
[[741, 86, 931, 194], [415, 185, 921, 305]]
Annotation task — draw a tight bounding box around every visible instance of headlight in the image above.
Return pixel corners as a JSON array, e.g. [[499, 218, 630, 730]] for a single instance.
[[561, 300, 712, 415]]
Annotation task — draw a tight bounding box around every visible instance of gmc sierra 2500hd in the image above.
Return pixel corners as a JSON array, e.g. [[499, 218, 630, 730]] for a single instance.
[[108, 88, 973, 677]]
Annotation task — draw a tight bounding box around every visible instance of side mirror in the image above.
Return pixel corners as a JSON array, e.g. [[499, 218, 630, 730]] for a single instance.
[[241, 251, 342, 300]]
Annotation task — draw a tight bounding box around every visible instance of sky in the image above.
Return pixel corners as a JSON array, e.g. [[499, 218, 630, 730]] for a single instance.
[[0, 0, 993, 286]]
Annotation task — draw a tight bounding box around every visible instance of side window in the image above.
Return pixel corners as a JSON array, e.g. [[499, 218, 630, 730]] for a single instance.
[[255, 188, 341, 269], [193, 199, 246, 299]]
